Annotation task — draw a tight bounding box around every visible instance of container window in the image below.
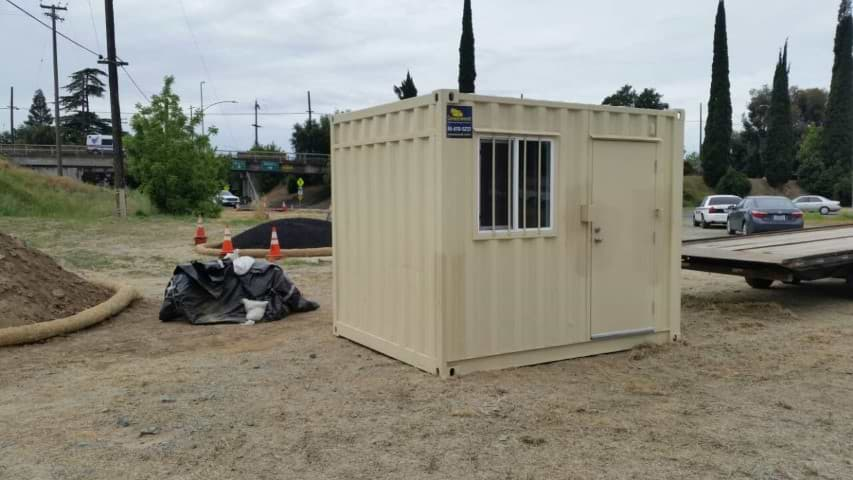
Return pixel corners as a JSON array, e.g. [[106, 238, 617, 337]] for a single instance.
[[479, 139, 512, 230], [479, 137, 554, 233]]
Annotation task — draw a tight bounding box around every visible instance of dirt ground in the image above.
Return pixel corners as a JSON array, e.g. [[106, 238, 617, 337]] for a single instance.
[[1, 216, 852, 479]]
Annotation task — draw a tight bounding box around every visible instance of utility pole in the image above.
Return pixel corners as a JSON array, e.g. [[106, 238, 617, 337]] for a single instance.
[[2, 87, 21, 143], [307, 91, 314, 123], [199, 81, 205, 134], [41, 3, 66, 176], [251, 99, 261, 147], [98, 0, 129, 217]]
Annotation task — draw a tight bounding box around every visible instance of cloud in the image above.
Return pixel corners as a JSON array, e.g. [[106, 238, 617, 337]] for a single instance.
[[2, 0, 842, 152]]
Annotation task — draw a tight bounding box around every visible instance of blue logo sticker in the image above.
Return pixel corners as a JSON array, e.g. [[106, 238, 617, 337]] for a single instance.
[[447, 105, 473, 139]]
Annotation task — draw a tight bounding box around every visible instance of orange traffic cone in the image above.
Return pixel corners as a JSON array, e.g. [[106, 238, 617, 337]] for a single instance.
[[220, 225, 235, 257], [267, 226, 283, 262], [194, 216, 208, 245]]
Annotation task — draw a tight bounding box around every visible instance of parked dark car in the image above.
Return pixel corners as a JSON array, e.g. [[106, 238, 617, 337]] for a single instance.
[[726, 196, 804, 235]]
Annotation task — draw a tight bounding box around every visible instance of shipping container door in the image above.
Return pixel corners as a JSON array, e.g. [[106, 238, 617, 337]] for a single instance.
[[590, 140, 656, 340]]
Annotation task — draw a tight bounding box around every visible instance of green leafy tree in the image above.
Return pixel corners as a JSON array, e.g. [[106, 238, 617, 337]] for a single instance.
[[684, 152, 701, 175], [730, 131, 751, 173], [291, 115, 331, 154], [394, 71, 418, 99], [821, 1, 853, 183], [61, 113, 111, 144], [602, 85, 669, 109], [126, 76, 228, 216], [715, 167, 752, 197], [791, 87, 828, 129], [764, 43, 795, 187], [602, 85, 637, 106], [797, 126, 834, 194], [60, 68, 110, 143], [635, 88, 669, 109], [738, 85, 827, 177], [458, 0, 476, 93], [25, 89, 53, 127], [15, 89, 56, 145], [701, 0, 733, 188], [60, 68, 106, 113]]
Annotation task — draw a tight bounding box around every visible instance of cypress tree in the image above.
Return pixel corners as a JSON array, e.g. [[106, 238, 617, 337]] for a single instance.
[[765, 42, 794, 187], [458, 0, 476, 93], [822, 1, 853, 194], [393, 71, 419, 99], [701, 0, 733, 188]]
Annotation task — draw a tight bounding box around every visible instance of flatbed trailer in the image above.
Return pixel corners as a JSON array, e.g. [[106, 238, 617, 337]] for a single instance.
[[681, 225, 853, 289]]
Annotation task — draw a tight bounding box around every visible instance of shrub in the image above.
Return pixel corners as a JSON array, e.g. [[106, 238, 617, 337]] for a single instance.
[[715, 167, 752, 198]]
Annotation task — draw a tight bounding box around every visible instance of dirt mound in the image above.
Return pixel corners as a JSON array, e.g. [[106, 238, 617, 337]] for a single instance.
[[232, 218, 332, 250], [0, 232, 112, 329]]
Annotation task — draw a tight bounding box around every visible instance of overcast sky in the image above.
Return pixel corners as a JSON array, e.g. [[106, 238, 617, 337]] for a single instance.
[[0, 0, 843, 153]]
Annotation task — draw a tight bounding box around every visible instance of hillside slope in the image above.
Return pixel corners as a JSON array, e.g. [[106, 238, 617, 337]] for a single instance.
[[684, 175, 804, 207], [0, 157, 150, 218]]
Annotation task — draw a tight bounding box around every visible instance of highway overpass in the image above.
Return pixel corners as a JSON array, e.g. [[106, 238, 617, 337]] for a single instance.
[[0, 144, 329, 180]]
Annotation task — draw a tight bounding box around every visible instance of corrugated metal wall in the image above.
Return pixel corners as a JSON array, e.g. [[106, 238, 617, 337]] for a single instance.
[[332, 96, 442, 372], [439, 94, 683, 363], [333, 90, 684, 376]]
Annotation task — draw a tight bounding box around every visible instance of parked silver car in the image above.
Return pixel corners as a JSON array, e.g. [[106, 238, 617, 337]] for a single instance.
[[693, 195, 743, 228], [792, 195, 841, 215], [217, 191, 240, 208]]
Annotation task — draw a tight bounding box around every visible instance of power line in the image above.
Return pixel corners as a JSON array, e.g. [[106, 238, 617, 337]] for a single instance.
[[7, 0, 149, 103], [85, 0, 102, 52], [198, 112, 328, 116], [177, 0, 237, 147], [5, 0, 100, 56], [121, 65, 149, 102]]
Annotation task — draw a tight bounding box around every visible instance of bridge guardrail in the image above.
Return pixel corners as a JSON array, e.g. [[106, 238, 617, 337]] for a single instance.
[[0, 144, 100, 158], [2, 145, 330, 168]]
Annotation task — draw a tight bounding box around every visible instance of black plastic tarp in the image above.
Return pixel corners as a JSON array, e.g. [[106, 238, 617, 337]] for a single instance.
[[232, 218, 332, 250], [159, 259, 318, 325]]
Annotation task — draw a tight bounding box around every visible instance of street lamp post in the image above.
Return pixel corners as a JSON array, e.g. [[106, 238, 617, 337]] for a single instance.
[[191, 100, 238, 136]]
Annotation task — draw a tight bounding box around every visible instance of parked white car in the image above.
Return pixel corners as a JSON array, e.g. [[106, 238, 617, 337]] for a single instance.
[[792, 195, 841, 215], [86, 134, 113, 153], [693, 195, 742, 228]]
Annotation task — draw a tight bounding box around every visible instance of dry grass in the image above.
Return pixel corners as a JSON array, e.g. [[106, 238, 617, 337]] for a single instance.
[[0, 157, 151, 218]]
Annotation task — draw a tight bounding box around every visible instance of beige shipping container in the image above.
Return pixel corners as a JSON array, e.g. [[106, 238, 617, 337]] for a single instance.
[[332, 89, 684, 377]]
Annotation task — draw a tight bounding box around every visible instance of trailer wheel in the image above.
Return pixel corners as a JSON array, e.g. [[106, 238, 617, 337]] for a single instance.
[[745, 277, 774, 289]]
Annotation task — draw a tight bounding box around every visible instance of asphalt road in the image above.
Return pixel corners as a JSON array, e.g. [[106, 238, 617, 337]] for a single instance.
[[682, 209, 730, 241]]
